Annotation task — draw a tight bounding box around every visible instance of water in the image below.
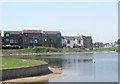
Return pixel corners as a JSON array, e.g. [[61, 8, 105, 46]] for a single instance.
[[35, 52, 118, 82]]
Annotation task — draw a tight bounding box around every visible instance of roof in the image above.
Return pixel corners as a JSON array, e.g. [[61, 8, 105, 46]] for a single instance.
[[63, 36, 82, 40], [23, 30, 43, 33], [4, 31, 22, 34], [84, 36, 92, 39], [43, 31, 61, 34], [85, 36, 91, 37]]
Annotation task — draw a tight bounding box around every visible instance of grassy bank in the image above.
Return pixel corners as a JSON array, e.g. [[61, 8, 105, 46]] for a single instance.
[[95, 47, 117, 52], [2, 47, 62, 53], [0, 57, 47, 70], [2, 47, 88, 56], [2, 46, 118, 56]]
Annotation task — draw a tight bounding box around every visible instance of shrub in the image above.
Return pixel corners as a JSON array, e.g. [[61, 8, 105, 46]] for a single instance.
[[33, 46, 62, 53]]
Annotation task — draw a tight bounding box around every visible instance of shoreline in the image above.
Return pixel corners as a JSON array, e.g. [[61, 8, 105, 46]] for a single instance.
[[2, 67, 63, 83], [2, 51, 116, 56], [2, 51, 117, 82]]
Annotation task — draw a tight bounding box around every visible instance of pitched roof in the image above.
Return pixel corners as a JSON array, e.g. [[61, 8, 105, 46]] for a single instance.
[[63, 36, 82, 40], [23, 30, 43, 33], [43, 31, 61, 34], [4, 31, 22, 34]]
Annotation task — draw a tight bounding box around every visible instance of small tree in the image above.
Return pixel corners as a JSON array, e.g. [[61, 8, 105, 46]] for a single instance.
[[117, 39, 120, 45], [93, 42, 103, 48], [117, 39, 120, 52]]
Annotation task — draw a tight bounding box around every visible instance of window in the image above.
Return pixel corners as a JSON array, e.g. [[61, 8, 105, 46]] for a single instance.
[[49, 39, 52, 42], [57, 33, 61, 37], [10, 39, 14, 43], [15, 40, 18, 43], [73, 38, 75, 41], [45, 39, 47, 41], [68, 46, 70, 48], [19, 34, 22, 36], [25, 34, 27, 36], [6, 34, 9, 37], [45, 33, 48, 36], [6, 39, 9, 41], [35, 39, 38, 43], [78, 40, 81, 44], [67, 40, 70, 44], [39, 34, 41, 37], [30, 39, 34, 43], [30, 38, 38, 43]]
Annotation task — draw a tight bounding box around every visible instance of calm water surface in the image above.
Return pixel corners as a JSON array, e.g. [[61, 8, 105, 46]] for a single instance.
[[35, 52, 118, 82]]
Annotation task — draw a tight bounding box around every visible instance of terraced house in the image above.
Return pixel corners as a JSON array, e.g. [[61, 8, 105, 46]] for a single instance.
[[43, 31, 62, 48], [2, 29, 93, 49], [22, 30, 44, 48], [83, 36, 93, 49], [62, 35, 93, 49], [3, 31, 23, 48], [62, 36, 84, 48]]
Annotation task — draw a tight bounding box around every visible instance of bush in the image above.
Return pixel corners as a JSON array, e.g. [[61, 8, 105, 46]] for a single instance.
[[80, 46, 85, 50], [33, 46, 62, 53]]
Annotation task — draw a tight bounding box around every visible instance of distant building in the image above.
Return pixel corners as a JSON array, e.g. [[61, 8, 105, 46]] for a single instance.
[[63, 36, 84, 48], [61, 37, 66, 48], [63, 35, 93, 49], [103, 42, 117, 48], [83, 36, 93, 49], [2, 37, 5, 45], [2, 29, 93, 49], [43, 31, 62, 48], [3, 31, 23, 48], [113, 42, 118, 47], [22, 30, 44, 48]]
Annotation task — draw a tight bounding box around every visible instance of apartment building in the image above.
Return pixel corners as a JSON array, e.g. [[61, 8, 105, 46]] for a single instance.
[[3, 31, 23, 48], [62, 35, 93, 49], [2, 29, 93, 49], [22, 30, 44, 48], [63, 36, 84, 48], [83, 36, 93, 49], [43, 31, 62, 48]]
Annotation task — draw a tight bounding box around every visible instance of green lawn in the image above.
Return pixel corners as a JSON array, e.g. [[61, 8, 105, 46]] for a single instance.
[[0, 57, 47, 70], [95, 47, 117, 51]]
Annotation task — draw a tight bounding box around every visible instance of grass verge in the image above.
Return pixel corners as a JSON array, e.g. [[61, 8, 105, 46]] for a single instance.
[[0, 57, 47, 70]]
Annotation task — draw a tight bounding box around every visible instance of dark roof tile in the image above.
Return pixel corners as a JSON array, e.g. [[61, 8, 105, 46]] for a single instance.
[[4, 31, 22, 34], [23, 30, 43, 33], [44, 31, 61, 34]]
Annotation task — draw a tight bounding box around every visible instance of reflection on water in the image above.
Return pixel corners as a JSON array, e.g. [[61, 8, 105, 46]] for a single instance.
[[3, 52, 118, 83], [35, 53, 118, 82]]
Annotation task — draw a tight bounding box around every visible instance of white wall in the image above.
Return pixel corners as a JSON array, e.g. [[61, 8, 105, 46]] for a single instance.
[[64, 38, 84, 48]]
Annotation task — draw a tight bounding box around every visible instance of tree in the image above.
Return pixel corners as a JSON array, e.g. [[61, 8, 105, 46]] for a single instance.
[[117, 39, 120, 52], [93, 42, 103, 48], [117, 39, 120, 46]]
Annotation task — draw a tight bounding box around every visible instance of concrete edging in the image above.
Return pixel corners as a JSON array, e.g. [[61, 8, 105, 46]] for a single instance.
[[1, 64, 49, 81]]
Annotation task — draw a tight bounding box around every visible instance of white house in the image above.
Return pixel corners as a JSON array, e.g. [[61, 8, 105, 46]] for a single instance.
[[62, 36, 84, 48]]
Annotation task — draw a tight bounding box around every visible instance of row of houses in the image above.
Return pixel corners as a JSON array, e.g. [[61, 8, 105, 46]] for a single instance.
[[1, 30, 93, 49], [62, 35, 92, 48]]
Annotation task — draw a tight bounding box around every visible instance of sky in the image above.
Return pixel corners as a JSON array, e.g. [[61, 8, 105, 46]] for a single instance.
[[0, 1, 118, 43]]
